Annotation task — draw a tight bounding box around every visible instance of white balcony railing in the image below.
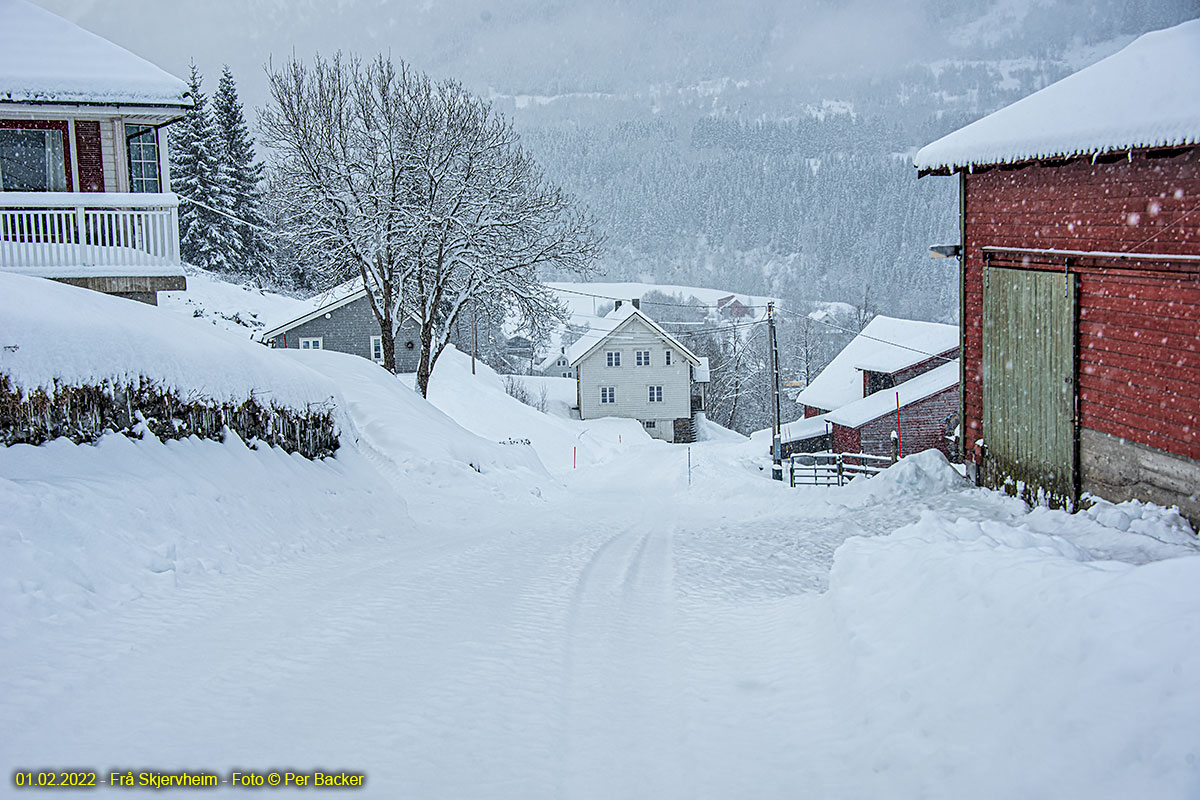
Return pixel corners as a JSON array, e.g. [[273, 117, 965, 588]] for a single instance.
[[0, 192, 181, 273]]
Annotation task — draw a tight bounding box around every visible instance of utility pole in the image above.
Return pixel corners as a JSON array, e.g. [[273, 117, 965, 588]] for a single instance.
[[768, 302, 783, 481]]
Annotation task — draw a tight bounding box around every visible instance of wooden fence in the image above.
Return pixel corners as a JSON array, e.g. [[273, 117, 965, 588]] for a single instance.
[[788, 452, 894, 487]]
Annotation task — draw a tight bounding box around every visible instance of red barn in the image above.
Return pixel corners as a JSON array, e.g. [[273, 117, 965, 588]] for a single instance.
[[916, 20, 1200, 524]]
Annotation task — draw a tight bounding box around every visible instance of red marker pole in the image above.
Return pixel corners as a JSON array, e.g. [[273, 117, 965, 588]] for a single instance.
[[895, 391, 902, 459], [573, 446, 577, 469]]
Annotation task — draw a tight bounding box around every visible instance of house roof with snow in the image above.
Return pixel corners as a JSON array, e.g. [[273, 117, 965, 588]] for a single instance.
[[780, 412, 831, 445], [795, 316, 958, 412], [915, 20, 1200, 175], [825, 360, 959, 429], [0, 0, 191, 109], [566, 303, 702, 370], [257, 281, 417, 342]]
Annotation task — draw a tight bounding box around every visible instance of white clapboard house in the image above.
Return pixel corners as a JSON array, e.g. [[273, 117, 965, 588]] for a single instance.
[[569, 300, 709, 443]]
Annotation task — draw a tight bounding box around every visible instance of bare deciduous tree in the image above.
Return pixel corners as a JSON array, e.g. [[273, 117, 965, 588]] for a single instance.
[[262, 54, 601, 395]]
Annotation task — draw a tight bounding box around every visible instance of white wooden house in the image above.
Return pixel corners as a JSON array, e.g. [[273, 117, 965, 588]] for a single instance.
[[0, 0, 191, 303], [568, 300, 708, 442]]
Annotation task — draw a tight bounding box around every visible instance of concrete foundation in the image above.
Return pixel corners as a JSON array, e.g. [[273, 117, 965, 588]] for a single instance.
[[1079, 427, 1200, 528]]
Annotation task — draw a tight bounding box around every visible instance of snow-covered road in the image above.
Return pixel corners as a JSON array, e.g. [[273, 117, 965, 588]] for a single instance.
[[3, 349, 1199, 799]]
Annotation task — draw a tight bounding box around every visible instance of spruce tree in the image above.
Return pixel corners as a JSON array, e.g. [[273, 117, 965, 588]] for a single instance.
[[212, 66, 271, 279], [170, 63, 236, 273]]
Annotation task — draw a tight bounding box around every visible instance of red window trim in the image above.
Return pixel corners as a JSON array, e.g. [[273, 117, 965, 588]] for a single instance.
[[0, 119, 74, 192]]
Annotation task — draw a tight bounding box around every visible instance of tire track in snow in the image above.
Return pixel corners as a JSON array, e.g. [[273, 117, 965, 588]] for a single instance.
[[556, 512, 692, 799]]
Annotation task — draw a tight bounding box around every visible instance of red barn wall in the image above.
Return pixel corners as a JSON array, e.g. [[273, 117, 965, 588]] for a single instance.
[[851, 387, 958, 458], [960, 148, 1200, 521], [832, 424, 860, 454]]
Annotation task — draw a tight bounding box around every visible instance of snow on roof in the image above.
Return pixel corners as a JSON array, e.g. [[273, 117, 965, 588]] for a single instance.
[[566, 303, 700, 367], [795, 316, 958, 411], [915, 20, 1200, 173], [257, 281, 373, 341], [0, 0, 191, 108], [825, 360, 959, 429], [780, 413, 830, 444]]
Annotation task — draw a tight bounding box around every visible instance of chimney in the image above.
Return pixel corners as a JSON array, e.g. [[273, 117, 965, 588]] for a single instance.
[[632, 298, 641, 310], [614, 300, 623, 311]]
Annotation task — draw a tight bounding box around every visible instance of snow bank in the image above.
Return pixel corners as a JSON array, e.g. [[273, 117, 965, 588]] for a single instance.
[[416, 346, 652, 475], [0, 272, 335, 410], [815, 504, 1200, 798], [0, 430, 410, 639], [158, 269, 311, 341], [292, 348, 549, 487]]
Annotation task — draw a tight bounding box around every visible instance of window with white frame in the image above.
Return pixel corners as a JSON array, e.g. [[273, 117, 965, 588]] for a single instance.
[[606, 351, 621, 367], [643, 420, 656, 429], [370, 335, 384, 363], [600, 387, 615, 404], [0, 127, 67, 191], [635, 350, 651, 366], [648, 385, 663, 402], [125, 125, 161, 193], [299, 337, 323, 350], [665, 350, 673, 366]]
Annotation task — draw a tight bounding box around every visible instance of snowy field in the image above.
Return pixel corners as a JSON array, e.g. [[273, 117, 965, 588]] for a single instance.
[[3, 277, 1200, 799]]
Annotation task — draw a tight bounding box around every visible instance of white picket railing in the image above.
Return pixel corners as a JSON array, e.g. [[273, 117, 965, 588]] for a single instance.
[[0, 192, 181, 271]]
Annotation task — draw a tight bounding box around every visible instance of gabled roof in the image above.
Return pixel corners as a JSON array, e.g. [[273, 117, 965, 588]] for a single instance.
[[258, 281, 416, 341], [567, 303, 701, 368], [915, 19, 1200, 174], [796, 316, 958, 411], [0, 0, 191, 109], [825, 360, 959, 429]]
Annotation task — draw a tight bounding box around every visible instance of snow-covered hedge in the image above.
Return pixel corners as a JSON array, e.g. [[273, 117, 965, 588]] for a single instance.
[[0, 273, 339, 458]]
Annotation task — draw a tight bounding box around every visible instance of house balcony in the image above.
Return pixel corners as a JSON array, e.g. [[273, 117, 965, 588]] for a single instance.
[[0, 191, 185, 303]]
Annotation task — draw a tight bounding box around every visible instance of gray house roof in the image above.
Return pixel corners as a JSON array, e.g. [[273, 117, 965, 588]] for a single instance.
[[257, 281, 417, 342]]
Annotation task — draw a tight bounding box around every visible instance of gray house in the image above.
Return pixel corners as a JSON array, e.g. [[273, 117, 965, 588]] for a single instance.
[[259, 283, 424, 371], [568, 301, 707, 443]]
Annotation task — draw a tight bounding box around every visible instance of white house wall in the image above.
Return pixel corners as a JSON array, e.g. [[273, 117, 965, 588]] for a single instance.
[[577, 316, 692, 438]]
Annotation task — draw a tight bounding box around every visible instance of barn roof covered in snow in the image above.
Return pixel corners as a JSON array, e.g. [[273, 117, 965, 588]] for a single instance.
[[825, 360, 959, 429], [915, 19, 1200, 174], [795, 316, 958, 412], [0, 0, 191, 108]]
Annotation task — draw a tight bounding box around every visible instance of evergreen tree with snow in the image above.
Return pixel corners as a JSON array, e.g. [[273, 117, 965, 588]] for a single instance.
[[170, 63, 237, 273], [212, 66, 271, 279]]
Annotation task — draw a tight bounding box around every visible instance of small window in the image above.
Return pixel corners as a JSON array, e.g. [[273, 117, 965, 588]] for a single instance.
[[370, 335, 384, 363], [606, 351, 621, 367], [126, 125, 161, 193], [600, 386, 615, 404], [648, 385, 663, 403], [636, 350, 651, 366], [562, 372, 571, 378], [665, 350, 673, 365], [643, 420, 656, 429], [299, 337, 323, 350]]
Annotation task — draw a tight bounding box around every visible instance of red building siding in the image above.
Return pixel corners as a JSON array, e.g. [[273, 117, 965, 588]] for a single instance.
[[73, 121, 104, 192], [832, 424, 860, 454], [856, 387, 959, 459], [960, 149, 1200, 465]]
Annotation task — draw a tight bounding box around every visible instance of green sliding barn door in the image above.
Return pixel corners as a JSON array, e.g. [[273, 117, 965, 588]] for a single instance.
[[981, 267, 1078, 508]]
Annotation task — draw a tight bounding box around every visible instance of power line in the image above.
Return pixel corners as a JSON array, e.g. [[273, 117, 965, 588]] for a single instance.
[[176, 193, 272, 232], [776, 305, 958, 365], [550, 284, 775, 311]]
